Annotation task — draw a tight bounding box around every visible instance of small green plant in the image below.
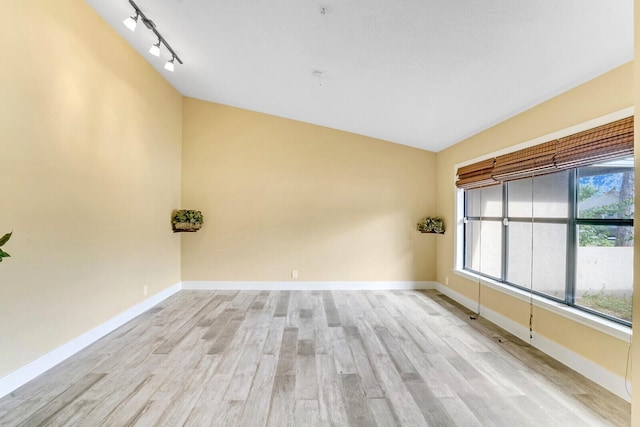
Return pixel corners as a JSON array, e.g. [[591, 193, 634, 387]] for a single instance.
[[0, 232, 12, 262], [173, 210, 204, 225], [417, 217, 444, 234], [172, 210, 204, 232], [578, 286, 632, 322]]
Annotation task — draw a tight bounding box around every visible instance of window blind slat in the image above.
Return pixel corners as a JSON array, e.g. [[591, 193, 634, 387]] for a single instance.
[[492, 140, 557, 181], [555, 116, 634, 170], [456, 159, 498, 189], [456, 116, 633, 188]]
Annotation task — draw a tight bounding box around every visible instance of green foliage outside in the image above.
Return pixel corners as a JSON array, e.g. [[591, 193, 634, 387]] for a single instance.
[[581, 198, 633, 220], [577, 183, 604, 247], [578, 286, 632, 322], [578, 183, 598, 203], [578, 225, 613, 247], [0, 232, 12, 262], [578, 172, 633, 247], [578, 199, 633, 247]]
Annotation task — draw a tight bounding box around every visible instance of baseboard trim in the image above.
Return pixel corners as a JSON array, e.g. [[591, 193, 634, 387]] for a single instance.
[[7, 280, 625, 403], [0, 282, 182, 400], [181, 281, 436, 291], [434, 282, 631, 402], [0, 280, 433, 398]]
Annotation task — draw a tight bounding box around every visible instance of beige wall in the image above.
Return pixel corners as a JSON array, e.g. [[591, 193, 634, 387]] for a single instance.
[[181, 98, 437, 282], [0, 1, 182, 376], [632, 0, 640, 422], [435, 62, 634, 378]]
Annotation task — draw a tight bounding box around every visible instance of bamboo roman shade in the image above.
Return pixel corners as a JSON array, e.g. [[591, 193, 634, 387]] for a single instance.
[[455, 158, 497, 189], [455, 116, 634, 189], [555, 116, 634, 170], [492, 140, 557, 181]]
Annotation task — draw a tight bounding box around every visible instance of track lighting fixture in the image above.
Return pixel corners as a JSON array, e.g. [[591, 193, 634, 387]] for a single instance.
[[123, 11, 139, 32], [149, 39, 161, 57], [123, 0, 183, 71], [164, 56, 175, 72]]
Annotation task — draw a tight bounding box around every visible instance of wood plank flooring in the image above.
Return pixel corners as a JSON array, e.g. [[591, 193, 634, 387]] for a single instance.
[[0, 290, 630, 426]]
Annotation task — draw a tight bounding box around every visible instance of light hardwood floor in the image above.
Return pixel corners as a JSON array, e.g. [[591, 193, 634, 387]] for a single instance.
[[0, 290, 631, 426]]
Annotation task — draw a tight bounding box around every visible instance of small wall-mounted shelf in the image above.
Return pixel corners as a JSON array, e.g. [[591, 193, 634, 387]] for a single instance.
[[420, 231, 445, 234], [172, 223, 201, 233]]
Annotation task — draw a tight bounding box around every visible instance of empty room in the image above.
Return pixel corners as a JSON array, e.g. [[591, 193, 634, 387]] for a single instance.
[[0, 0, 638, 425]]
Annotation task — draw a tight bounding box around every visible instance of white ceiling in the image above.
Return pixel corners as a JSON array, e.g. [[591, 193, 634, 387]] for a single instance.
[[85, 0, 633, 152]]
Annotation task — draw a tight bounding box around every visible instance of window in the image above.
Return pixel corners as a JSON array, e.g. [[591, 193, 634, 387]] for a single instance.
[[574, 159, 634, 322], [462, 157, 634, 325], [464, 185, 502, 279], [506, 172, 569, 300]]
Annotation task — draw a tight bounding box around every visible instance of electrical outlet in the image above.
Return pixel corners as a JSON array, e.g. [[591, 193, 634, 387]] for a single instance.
[[143, 286, 148, 296], [291, 270, 298, 279], [445, 276, 449, 285]]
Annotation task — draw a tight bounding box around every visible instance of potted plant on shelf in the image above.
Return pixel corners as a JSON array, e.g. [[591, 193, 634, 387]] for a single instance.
[[0, 232, 12, 262], [417, 217, 445, 234], [172, 210, 203, 232]]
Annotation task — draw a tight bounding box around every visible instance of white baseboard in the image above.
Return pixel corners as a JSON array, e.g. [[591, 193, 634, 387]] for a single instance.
[[434, 282, 632, 402], [0, 282, 182, 400], [0, 280, 433, 399], [181, 281, 437, 291], [7, 280, 626, 404]]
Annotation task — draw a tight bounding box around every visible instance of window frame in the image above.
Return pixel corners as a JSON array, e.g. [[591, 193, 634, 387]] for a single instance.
[[462, 187, 504, 282], [461, 164, 633, 327]]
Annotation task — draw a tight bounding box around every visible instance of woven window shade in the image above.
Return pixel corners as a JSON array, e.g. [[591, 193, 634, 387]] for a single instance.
[[492, 140, 557, 181], [455, 158, 497, 189], [555, 116, 634, 170], [456, 116, 633, 189]]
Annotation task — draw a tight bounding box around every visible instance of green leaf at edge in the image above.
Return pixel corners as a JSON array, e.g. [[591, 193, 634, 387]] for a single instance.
[[0, 232, 12, 247]]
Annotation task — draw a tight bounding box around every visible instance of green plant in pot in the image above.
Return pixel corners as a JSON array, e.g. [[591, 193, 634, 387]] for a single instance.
[[417, 217, 444, 234], [172, 210, 203, 232], [0, 232, 12, 262]]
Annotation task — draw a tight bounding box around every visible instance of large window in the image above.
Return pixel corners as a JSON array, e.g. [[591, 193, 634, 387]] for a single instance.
[[463, 157, 634, 325]]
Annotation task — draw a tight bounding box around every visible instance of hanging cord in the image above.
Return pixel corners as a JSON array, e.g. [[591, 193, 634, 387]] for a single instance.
[[470, 186, 482, 320], [528, 172, 535, 343], [624, 335, 632, 397]]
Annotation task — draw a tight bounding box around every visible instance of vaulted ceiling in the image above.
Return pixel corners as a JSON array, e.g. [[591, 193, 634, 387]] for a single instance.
[[85, 0, 633, 152]]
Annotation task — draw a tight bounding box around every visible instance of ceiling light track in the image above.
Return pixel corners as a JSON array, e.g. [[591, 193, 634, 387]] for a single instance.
[[123, 0, 183, 71]]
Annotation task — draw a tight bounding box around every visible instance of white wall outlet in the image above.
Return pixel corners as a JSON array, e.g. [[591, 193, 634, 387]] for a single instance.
[[143, 285, 148, 296], [291, 270, 298, 279], [445, 276, 449, 285]]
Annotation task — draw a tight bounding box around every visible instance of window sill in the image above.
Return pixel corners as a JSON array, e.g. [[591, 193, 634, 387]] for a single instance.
[[453, 269, 631, 343]]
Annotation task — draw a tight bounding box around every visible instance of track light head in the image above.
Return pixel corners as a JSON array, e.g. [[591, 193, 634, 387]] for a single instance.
[[149, 40, 161, 57], [164, 57, 175, 72], [123, 12, 139, 31]]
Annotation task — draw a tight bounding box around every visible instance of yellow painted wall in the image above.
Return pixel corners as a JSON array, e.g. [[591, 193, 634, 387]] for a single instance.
[[435, 62, 634, 378], [632, 0, 640, 422], [0, 1, 182, 376], [181, 98, 436, 282]]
